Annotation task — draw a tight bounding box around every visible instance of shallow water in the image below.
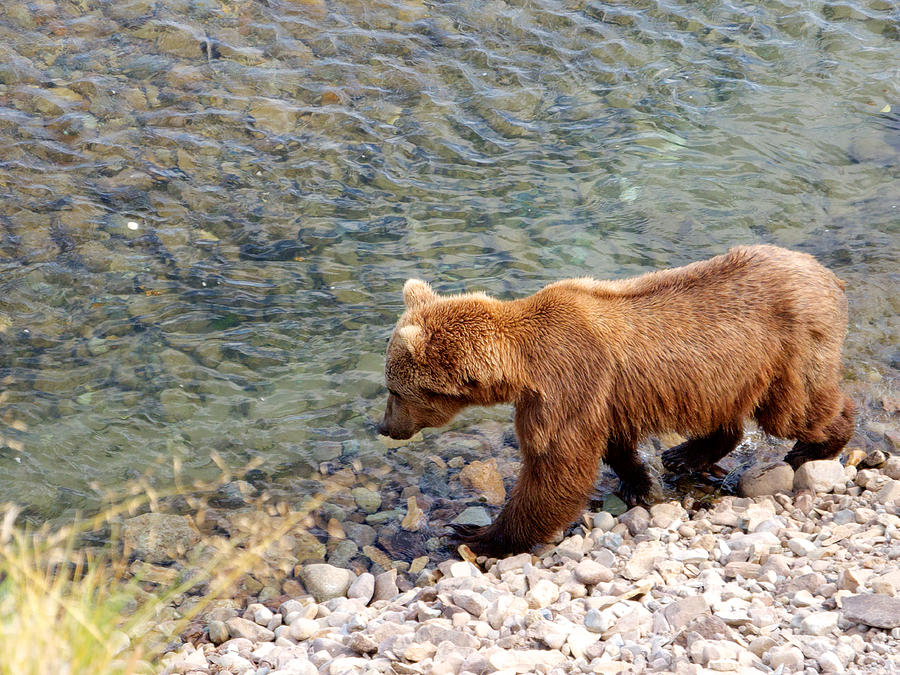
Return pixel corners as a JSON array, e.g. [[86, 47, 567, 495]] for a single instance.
[[0, 0, 897, 525]]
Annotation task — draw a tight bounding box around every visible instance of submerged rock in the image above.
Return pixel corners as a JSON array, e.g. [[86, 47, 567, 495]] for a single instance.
[[351, 487, 382, 514], [458, 459, 505, 505], [451, 506, 491, 527], [122, 513, 200, 563]]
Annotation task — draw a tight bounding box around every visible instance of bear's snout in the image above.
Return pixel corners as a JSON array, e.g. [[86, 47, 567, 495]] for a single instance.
[[377, 393, 419, 440], [376, 420, 413, 440]]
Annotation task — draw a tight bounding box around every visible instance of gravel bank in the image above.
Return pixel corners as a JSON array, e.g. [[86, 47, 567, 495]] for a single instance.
[[159, 456, 900, 675]]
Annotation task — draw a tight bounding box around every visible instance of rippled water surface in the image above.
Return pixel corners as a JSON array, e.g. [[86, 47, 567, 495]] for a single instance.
[[0, 0, 897, 522]]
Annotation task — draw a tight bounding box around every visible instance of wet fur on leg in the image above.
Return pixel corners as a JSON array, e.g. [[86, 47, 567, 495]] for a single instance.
[[661, 426, 744, 473], [605, 437, 653, 506], [784, 396, 855, 469]]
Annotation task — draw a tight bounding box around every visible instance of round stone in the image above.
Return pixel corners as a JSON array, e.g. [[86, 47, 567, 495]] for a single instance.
[[299, 563, 354, 602]]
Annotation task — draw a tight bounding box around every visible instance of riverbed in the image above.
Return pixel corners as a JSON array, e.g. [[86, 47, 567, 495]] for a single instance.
[[0, 0, 896, 535]]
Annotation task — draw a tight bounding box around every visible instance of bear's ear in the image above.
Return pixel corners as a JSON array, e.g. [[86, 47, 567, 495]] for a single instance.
[[396, 324, 426, 359], [403, 279, 436, 311]]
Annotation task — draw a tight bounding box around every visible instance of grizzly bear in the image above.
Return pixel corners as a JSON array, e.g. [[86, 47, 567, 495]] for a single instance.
[[377, 245, 854, 557]]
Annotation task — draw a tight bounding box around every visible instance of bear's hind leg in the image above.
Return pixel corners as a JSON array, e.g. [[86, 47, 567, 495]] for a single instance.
[[605, 438, 653, 507], [784, 396, 854, 469], [661, 425, 743, 474]]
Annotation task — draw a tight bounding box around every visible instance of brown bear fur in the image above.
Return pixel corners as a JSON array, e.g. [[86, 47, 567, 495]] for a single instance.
[[377, 245, 855, 557]]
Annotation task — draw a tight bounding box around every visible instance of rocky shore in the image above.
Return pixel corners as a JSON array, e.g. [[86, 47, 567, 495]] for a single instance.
[[157, 454, 900, 675]]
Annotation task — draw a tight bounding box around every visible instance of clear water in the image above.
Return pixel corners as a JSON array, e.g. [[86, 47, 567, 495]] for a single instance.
[[0, 0, 897, 522]]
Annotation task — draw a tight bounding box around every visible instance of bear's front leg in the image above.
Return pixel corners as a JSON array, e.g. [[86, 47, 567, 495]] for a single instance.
[[450, 448, 598, 557]]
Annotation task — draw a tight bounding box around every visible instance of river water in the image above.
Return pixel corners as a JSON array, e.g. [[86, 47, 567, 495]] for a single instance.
[[0, 0, 897, 525]]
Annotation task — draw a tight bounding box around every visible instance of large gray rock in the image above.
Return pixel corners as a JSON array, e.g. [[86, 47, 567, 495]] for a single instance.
[[738, 461, 794, 497], [122, 513, 200, 563], [793, 460, 845, 493], [299, 563, 354, 602], [842, 594, 900, 629]]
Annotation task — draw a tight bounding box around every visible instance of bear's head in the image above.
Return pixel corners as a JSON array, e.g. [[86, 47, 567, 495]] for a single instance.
[[377, 279, 509, 440]]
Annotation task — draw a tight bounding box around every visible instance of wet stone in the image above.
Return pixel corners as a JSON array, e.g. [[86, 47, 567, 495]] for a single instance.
[[401, 496, 426, 532], [602, 494, 629, 516], [458, 459, 505, 505], [327, 539, 358, 568], [133, 20, 207, 59], [122, 513, 200, 564], [860, 449, 887, 468], [350, 487, 381, 513], [452, 506, 492, 527], [343, 522, 377, 548], [249, 99, 299, 135]]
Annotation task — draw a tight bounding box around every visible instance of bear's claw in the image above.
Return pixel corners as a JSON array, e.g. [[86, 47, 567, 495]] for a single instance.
[[618, 480, 651, 507], [448, 523, 517, 558], [661, 442, 704, 473], [783, 443, 839, 470], [448, 523, 488, 540], [783, 449, 806, 470]]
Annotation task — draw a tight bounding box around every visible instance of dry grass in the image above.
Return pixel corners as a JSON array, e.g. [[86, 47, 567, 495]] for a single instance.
[[0, 454, 334, 675]]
